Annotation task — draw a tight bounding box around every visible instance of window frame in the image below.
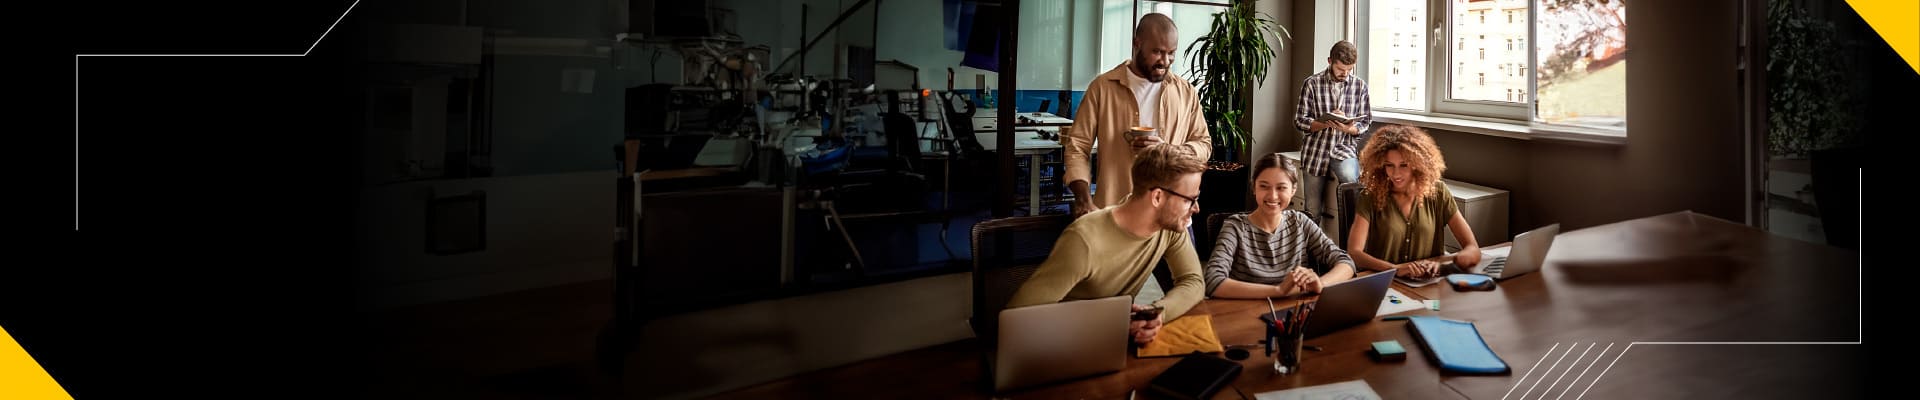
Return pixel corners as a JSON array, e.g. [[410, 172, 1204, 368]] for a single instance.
[[1358, 0, 1534, 123]]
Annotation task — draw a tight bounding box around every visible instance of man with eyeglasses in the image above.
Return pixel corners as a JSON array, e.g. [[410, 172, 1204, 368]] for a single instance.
[[1008, 144, 1208, 345]]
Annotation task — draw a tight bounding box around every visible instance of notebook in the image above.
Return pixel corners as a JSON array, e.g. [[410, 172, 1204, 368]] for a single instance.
[[1403, 316, 1509, 374], [1136, 314, 1225, 358]]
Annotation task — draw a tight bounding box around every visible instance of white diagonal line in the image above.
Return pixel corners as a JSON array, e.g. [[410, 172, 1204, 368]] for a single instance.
[[1556, 342, 1613, 400], [1521, 342, 1577, 400], [1576, 342, 1636, 400], [73, 0, 362, 231], [1502, 342, 1561, 400], [1573, 169, 1863, 396], [1539, 342, 1595, 400]]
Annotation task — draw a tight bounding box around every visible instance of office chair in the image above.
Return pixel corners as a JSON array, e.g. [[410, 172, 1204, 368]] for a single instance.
[[1336, 182, 1365, 248], [969, 214, 1072, 392]]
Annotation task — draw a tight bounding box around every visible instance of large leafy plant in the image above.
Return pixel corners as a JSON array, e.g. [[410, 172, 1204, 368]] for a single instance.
[[1186, 1, 1290, 162], [1766, 0, 1858, 158]]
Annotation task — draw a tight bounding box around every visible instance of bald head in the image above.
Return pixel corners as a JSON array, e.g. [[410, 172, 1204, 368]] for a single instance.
[[1132, 13, 1178, 82], [1135, 13, 1176, 39]]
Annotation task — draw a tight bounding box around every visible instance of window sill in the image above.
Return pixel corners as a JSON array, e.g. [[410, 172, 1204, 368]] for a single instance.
[[1371, 111, 1626, 146]]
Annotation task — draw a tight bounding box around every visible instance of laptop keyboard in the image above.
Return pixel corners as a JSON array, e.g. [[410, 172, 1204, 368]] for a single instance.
[[1483, 257, 1508, 276]]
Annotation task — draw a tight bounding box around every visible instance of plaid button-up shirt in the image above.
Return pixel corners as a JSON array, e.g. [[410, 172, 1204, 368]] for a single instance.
[[1293, 69, 1372, 177]]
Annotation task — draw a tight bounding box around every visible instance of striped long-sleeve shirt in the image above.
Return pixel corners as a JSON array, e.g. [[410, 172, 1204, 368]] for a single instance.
[[1293, 69, 1372, 178], [1204, 211, 1354, 296]]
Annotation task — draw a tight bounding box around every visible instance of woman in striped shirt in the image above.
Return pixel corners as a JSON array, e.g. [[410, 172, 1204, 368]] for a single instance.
[[1204, 154, 1357, 299]]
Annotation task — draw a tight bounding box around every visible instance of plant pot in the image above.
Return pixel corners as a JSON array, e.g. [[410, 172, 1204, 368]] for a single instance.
[[1200, 161, 1249, 219], [1810, 146, 1860, 250]]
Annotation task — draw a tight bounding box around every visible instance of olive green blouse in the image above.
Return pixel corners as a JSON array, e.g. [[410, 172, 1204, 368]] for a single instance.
[[1357, 182, 1458, 264]]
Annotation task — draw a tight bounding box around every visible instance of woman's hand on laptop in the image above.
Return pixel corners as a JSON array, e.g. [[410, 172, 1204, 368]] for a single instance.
[[1395, 261, 1441, 279], [1129, 304, 1164, 344]]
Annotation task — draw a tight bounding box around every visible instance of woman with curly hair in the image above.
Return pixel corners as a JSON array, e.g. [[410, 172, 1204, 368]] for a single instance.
[[1346, 124, 1482, 279]]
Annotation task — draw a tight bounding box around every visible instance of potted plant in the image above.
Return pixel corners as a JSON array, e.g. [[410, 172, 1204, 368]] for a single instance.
[[1186, 0, 1290, 214], [1766, 0, 1861, 248], [1766, 0, 1858, 160]]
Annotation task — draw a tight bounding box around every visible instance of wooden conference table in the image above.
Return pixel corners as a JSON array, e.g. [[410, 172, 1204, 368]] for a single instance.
[[718, 210, 1863, 399]]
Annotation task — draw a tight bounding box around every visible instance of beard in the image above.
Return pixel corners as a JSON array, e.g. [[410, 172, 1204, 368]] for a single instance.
[[1133, 56, 1168, 82], [1156, 205, 1190, 232]]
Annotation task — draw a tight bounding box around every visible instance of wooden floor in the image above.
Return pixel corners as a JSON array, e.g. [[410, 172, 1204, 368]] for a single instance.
[[359, 279, 622, 399]]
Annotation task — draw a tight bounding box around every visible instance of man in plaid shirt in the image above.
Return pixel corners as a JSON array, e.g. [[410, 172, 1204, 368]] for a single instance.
[[1293, 41, 1371, 226]]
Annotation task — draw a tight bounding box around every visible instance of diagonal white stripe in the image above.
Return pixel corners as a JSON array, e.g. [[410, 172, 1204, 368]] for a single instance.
[[1539, 342, 1595, 400], [1576, 342, 1637, 400], [1557, 343, 1613, 400], [1522, 342, 1578, 400], [73, 0, 363, 232], [1502, 342, 1562, 400]]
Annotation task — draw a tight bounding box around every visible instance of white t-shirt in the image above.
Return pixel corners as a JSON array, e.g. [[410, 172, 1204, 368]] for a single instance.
[[1124, 66, 1165, 128]]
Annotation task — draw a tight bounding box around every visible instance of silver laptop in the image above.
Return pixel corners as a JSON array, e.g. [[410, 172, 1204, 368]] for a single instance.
[[994, 295, 1131, 392], [1300, 270, 1396, 338], [1451, 223, 1560, 280]]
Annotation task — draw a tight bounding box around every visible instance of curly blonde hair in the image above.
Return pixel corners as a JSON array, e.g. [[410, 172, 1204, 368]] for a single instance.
[[1357, 124, 1447, 210]]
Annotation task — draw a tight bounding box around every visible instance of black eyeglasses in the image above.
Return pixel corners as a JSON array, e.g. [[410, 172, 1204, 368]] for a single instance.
[[1154, 186, 1200, 207]]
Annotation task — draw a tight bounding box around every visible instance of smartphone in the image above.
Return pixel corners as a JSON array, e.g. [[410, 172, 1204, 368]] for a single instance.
[[1131, 305, 1165, 321]]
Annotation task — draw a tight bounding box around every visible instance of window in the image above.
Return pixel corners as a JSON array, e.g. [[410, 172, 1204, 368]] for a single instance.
[[1360, 0, 1627, 135], [1367, 0, 1428, 111], [1101, 1, 1230, 85]]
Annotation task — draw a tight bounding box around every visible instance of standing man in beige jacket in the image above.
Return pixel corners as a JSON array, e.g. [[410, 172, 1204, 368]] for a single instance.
[[1064, 12, 1212, 218]]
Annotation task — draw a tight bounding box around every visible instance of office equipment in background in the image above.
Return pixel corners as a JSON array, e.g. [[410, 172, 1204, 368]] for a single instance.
[[1301, 270, 1395, 338], [1402, 316, 1510, 374], [1147, 352, 1243, 400], [993, 295, 1130, 392]]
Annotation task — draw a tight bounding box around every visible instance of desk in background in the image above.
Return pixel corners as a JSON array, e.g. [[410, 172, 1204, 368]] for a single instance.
[[971, 116, 1067, 216]]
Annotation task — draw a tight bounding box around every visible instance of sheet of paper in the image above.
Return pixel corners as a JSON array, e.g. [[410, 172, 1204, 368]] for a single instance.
[[1254, 379, 1382, 400], [1376, 287, 1425, 317]]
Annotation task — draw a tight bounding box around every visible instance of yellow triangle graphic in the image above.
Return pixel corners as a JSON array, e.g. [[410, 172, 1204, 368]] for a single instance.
[[1847, 0, 1920, 75], [1, 326, 73, 400]]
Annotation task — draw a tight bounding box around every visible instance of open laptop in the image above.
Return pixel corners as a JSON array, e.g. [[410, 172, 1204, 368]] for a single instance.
[[1447, 223, 1560, 280], [994, 295, 1131, 392], [1300, 270, 1397, 338]]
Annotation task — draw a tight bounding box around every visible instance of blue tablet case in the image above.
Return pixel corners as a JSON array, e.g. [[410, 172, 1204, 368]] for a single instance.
[[1404, 316, 1510, 374]]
